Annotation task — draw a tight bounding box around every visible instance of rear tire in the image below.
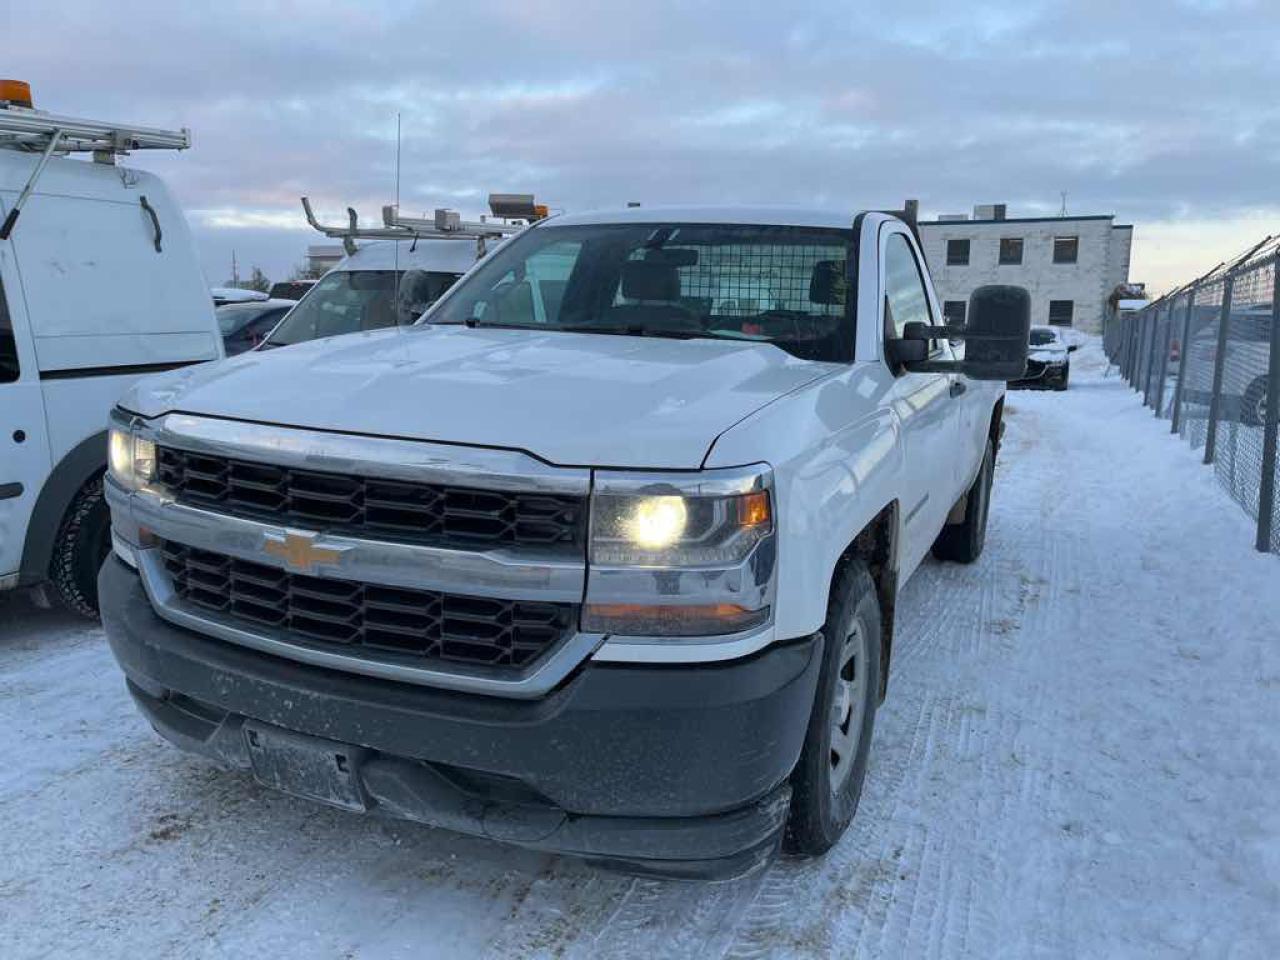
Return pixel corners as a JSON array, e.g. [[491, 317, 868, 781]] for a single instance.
[[785, 557, 882, 856], [932, 438, 994, 564], [50, 474, 111, 619], [1242, 376, 1268, 428]]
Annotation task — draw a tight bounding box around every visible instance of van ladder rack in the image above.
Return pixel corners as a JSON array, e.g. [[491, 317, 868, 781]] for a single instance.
[[0, 105, 190, 240], [302, 197, 525, 257]]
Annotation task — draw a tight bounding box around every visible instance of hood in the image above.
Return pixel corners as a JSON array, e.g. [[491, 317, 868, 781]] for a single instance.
[[120, 325, 837, 469], [1029, 345, 1068, 362]]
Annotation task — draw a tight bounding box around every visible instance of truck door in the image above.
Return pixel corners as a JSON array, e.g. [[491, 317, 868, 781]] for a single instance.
[[880, 229, 966, 574], [0, 236, 52, 582]]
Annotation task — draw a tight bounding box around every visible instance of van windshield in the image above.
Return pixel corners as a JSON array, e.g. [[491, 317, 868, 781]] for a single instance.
[[426, 222, 855, 361], [266, 269, 460, 346]]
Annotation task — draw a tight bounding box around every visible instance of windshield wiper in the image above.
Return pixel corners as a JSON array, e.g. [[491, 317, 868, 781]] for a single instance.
[[560, 324, 744, 342]]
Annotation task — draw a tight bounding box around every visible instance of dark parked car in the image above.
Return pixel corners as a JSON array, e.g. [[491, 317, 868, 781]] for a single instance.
[[216, 298, 296, 355], [1011, 325, 1077, 390]]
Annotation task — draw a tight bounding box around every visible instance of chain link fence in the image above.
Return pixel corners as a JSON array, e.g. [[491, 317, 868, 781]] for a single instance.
[[1105, 238, 1280, 553]]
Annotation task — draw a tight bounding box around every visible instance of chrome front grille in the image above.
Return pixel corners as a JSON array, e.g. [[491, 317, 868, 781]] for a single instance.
[[160, 540, 576, 669], [156, 446, 586, 551]]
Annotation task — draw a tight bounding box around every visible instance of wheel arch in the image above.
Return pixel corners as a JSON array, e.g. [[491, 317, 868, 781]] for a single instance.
[[827, 500, 900, 702], [18, 429, 108, 586]]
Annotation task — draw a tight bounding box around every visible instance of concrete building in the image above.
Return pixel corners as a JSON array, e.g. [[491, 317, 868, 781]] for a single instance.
[[918, 204, 1132, 332]]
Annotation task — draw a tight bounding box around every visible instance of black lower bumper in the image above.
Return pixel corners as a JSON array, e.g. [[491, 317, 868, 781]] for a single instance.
[[99, 558, 821, 879], [1010, 359, 1066, 388]]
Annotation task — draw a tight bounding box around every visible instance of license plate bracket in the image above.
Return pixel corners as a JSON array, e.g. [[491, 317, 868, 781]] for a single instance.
[[243, 722, 369, 812]]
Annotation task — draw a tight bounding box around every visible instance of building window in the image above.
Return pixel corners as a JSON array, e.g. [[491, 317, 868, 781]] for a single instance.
[[942, 300, 967, 326], [1048, 300, 1074, 326], [946, 238, 970, 266], [1053, 236, 1079, 264], [999, 238, 1023, 265]]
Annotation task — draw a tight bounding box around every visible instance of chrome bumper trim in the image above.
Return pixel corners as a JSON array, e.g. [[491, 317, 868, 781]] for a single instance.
[[125, 488, 585, 603], [135, 548, 604, 699]]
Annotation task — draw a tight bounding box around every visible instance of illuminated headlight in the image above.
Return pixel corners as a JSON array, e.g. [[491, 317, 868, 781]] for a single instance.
[[108, 427, 156, 491], [584, 468, 775, 638], [590, 488, 772, 567]]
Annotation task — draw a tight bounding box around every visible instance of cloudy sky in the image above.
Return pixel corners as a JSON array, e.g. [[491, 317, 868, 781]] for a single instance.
[[7, 0, 1279, 293]]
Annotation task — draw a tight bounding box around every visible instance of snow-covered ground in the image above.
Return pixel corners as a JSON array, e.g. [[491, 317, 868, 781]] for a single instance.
[[2, 341, 1278, 959]]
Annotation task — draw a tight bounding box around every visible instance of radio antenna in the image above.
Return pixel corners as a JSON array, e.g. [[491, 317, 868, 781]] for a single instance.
[[393, 111, 403, 329]]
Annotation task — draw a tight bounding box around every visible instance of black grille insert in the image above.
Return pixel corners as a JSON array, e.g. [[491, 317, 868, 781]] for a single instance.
[[161, 540, 576, 669], [156, 447, 586, 551]]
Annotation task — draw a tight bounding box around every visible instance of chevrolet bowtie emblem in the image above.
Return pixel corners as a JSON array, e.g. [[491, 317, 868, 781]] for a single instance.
[[262, 530, 348, 574]]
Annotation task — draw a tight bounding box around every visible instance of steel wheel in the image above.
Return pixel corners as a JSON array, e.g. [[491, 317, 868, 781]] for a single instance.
[[829, 620, 868, 797]]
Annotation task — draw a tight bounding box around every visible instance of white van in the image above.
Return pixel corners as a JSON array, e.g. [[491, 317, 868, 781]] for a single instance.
[[262, 238, 482, 346], [261, 196, 542, 347], [0, 81, 221, 615]]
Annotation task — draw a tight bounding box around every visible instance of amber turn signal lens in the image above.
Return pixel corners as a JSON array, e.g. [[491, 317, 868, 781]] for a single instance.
[[582, 602, 769, 637], [737, 490, 771, 528]]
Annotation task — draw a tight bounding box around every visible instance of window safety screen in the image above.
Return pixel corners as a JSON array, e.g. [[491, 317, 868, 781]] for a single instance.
[[430, 222, 856, 362]]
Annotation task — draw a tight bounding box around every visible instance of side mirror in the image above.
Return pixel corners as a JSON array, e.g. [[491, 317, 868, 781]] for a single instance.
[[885, 335, 928, 369], [894, 285, 1030, 381], [1068, 344, 1079, 353], [961, 285, 1031, 380]]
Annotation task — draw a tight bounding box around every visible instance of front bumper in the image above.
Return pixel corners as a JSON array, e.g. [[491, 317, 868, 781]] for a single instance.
[[1010, 358, 1066, 387], [100, 558, 821, 879]]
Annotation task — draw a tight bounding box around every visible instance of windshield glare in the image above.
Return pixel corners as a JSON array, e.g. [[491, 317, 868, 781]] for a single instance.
[[267, 269, 460, 346], [426, 222, 855, 361]]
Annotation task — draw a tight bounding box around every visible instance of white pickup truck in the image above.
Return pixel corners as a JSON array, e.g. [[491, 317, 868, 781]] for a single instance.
[[100, 205, 1028, 879]]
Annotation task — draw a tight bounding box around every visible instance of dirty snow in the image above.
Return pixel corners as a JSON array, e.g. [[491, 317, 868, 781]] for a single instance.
[[1, 340, 1278, 959]]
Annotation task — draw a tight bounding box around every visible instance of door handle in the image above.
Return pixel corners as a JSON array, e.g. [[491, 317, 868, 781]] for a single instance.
[[950, 380, 967, 398]]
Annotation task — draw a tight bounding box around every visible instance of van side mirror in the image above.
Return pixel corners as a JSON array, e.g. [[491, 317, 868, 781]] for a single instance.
[[894, 285, 1030, 381]]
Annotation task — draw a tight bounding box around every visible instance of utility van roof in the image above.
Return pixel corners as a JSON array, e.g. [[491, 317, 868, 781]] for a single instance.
[[334, 237, 494, 274], [547, 205, 861, 230], [0, 148, 166, 200]]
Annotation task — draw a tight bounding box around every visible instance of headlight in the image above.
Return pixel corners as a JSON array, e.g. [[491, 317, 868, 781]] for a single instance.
[[108, 426, 156, 491], [584, 466, 775, 638], [590, 488, 771, 567]]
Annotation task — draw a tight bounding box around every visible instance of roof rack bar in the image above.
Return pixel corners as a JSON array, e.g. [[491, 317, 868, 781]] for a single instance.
[[0, 127, 64, 240], [381, 205, 516, 238], [0, 106, 189, 154]]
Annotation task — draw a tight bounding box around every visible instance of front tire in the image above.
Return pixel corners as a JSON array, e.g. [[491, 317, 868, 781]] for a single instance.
[[932, 438, 994, 564], [50, 474, 112, 619], [1053, 363, 1070, 391], [785, 557, 882, 856]]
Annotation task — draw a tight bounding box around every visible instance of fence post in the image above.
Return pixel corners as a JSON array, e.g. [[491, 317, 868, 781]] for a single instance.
[[1129, 313, 1143, 387], [1255, 256, 1280, 551], [1143, 307, 1163, 406], [1121, 315, 1131, 379], [1132, 312, 1146, 390], [1154, 311, 1175, 418], [1203, 274, 1236, 465], [1170, 286, 1196, 434]]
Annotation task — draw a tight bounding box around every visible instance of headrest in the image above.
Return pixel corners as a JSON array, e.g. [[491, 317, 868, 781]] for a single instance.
[[621, 260, 681, 301], [809, 260, 847, 306]]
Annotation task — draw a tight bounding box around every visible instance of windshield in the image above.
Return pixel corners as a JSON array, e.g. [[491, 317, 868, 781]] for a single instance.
[[1029, 328, 1059, 346], [426, 222, 855, 361], [266, 269, 460, 346], [217, 302, 277, 336]]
